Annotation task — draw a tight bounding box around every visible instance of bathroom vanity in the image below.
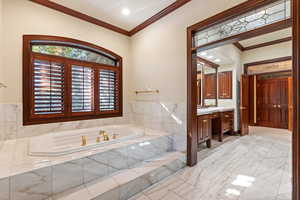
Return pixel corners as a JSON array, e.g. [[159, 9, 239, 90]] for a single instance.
[[197, 107, 234, 147]]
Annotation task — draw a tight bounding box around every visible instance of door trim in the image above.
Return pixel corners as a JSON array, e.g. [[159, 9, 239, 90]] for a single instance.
[[187, 0, 300, 199]]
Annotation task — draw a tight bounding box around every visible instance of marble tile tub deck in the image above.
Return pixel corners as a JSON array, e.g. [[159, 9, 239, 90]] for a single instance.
[[0, 128, 171, 179], [0, 127, 185, 200], [130, 126, 292, 200]]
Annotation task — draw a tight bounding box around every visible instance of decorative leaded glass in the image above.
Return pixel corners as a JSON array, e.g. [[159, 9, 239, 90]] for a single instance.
[[32, 45, 117, 66], [194, 0, 291, 47]]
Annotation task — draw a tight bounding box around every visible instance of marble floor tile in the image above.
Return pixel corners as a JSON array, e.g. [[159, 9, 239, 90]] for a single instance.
[[130, 126, 292, 200], [0, 178, 9, 200]]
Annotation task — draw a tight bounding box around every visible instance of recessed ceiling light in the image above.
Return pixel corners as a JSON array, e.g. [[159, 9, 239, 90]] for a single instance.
[[122, 8, 131, 16], [207, 55, 214, 59], [200, 52, 207, 56], [215, 58, 221, 62]]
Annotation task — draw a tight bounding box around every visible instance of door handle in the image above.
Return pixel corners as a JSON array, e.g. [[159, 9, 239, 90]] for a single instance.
[[273, 105, 277, 108], [278, 105, 281, 108]]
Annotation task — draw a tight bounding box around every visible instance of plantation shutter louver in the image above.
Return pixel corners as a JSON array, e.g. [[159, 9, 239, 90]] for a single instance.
[[33, 59, 65, 115], [99, 69, 119, 112], [71, 65, 94, 112]]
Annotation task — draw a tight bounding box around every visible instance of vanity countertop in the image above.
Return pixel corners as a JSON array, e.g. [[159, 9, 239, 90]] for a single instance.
[[197, 107, 234, 116]]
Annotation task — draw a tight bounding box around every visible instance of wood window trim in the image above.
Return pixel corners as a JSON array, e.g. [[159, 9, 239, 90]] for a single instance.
[[23, 35, 123, 126]]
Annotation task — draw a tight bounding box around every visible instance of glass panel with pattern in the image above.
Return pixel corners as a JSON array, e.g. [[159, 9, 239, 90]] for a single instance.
[[194, 0, 291, 47], [32, 45, 116, 66]]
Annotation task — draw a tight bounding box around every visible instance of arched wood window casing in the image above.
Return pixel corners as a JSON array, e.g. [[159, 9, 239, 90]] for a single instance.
[[23, 35, 123, 125]]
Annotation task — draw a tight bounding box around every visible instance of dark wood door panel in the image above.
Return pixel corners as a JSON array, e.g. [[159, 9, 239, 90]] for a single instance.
[[257, 77, 289, 129], [240, 75, 249, 136]]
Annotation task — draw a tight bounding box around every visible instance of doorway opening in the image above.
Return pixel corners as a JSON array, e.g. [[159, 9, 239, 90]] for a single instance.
[[187, 0, 300, 199]]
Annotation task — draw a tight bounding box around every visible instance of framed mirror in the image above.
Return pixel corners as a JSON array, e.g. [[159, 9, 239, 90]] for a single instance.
[[197, 57, 218, 107]]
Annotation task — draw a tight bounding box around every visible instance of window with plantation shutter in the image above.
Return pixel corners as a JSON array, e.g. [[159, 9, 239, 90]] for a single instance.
[[23, 35, 122, 125], [33, 59, 65, 115], [99, 69, 119, 112], [72, 66, 94, 113]]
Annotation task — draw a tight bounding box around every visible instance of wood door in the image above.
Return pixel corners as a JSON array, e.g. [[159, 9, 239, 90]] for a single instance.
[[257, 77, 288, 129], [288, 77, 293, 131], [240, 75, 249, 136]]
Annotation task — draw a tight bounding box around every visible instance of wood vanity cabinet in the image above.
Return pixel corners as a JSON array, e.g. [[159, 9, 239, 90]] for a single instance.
[[204, 74, 217, 99], [218, 71, 232, 99], [212, 111, 234, 142], [197, 114, 212, 148]]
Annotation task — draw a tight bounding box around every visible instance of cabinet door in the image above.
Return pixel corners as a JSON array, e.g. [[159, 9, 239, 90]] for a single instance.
[[218, 71, 232, 99], [202, 118, 212, 139], [197, 116, 212, 143], [197, 118, 204, 143], [204, 74, 217, 99]]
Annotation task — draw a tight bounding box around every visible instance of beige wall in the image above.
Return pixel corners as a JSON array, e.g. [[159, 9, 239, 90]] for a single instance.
[[241, 41, 292, 65], [130, 0, 247, 103], [1, 0, 132, 104], [0, 0, 3, 101]]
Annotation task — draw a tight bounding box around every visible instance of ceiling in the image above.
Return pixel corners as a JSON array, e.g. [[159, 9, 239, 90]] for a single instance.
[[51, 0, 177, 30], [239, 28, 292, 47], [197, 45, 234, 66]]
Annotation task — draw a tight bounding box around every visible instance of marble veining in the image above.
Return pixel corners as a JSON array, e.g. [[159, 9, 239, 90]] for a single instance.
[[130, 127, 292, 200]]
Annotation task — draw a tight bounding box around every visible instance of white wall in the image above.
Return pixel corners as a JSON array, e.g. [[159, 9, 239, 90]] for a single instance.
[[0, 0, 3, 102], [217, 45, 242, 131], [242, 41, 292, 65], [1, 0, 132, 104], [0, 0, 133, 140], [130, 0, 247, 102]]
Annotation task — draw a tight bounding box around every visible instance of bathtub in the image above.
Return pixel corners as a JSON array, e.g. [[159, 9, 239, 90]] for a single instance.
[[29, 124, 145, 157]]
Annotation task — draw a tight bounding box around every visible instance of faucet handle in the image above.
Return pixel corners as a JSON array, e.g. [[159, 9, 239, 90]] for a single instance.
[[99, 130, 105, 136]]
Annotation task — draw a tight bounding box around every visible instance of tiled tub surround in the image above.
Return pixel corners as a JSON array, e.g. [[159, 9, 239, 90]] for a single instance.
[[130, 101, 186, 152], [0, 127, 186, 200], [29, 125, 144, 157], [0, 104, 133, 140], [0, 102, 186, 152]]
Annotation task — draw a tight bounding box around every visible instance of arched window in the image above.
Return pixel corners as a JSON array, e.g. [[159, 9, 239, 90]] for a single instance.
[[23, 35, 122, 125]]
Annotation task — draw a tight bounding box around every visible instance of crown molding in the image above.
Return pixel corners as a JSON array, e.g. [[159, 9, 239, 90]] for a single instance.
[[29, 0, 191, 37]]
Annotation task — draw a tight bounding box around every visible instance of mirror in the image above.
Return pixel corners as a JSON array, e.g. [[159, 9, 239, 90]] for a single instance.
[[197, 57, 218, 107]]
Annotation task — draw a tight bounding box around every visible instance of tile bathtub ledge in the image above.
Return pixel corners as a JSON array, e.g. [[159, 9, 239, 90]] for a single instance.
[[0, 131, 173, 179]]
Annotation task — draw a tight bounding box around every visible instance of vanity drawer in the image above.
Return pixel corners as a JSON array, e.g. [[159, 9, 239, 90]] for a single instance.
[[211, 113, 220, 119], [220, 111, 233, 119]]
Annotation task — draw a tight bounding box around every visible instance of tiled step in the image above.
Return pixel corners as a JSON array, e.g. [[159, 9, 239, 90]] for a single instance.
[[0, 134, 174, 200], [50, 152, 186, 200]]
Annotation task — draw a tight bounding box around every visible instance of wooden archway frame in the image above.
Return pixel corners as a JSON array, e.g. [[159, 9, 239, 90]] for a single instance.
[[187, 0, 300, 199]]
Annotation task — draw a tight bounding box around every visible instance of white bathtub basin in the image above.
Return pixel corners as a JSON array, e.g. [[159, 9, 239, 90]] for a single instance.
[[29, 124, 145, 157]]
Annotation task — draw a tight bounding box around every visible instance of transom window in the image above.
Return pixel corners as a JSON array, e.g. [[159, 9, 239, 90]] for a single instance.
[[23, 35, 122, 125]]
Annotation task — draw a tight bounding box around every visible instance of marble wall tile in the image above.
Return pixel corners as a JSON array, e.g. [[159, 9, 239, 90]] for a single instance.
[[52, 159, 83, 195], [130, 101, 186, 152], [10, 167, 52, 200], [0, 178, 9, 200]]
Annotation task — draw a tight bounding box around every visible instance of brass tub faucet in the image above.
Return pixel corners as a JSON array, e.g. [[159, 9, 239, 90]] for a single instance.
[[81, 136, 87, 146]]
